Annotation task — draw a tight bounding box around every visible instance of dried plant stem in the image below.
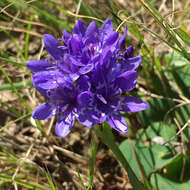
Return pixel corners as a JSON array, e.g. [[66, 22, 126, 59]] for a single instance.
[[138, 86, 185, 104], [173, 118, 186, 182], [66, 10, 104, 23], [53, 145, 87, 164], [1, 8, 50, 29], [164, 119, 190, 146], [163, 102, 190, 122], [0, 0, 37, 13], [0, 25, 42, 38]]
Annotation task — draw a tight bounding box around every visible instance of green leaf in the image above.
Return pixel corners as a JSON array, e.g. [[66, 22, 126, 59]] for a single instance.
[[164, 153, 190, 181], [174, 28, 190, 47], [137, 122, 177, 142], [151, 174, 190, 190], [165, 52, 190, 67], [94, 123, 147, 190], [151, 153, 190, 189], [120, 138, 174, 180], [120, 121, 190, 189], [171, 65, 190, 97], [137, 98, 174, 126], [0, 175, 45, 190]]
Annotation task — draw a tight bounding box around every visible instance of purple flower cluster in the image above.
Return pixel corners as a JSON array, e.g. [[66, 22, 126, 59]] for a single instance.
[[27, 18, 149, 137]]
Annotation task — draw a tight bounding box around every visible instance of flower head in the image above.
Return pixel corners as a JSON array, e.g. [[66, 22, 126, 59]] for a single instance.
[[27, 18, 149, 137]]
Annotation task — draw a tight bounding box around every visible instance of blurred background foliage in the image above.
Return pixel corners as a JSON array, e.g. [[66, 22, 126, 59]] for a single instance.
[[0, 0, 190, 189]]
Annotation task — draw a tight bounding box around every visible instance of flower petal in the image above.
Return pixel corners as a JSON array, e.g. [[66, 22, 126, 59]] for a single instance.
[[32, 70, 59, 90], [55, 112, 75, 137], [124, 46, 134, 58], [120, 96, 149, 112], [119, 26, 127, 49], [69, 73, 80, 82], [69, 56, 85, 66], [73, 20, 86, 37], [100, 18, 113, 41], [49, 83, 76, 103], [107, 113, 128, 134], [85, 21, 99, 44], [71, 35, 83, 54], [78, 63, 94, 75], [92, 104, 107, 123], [35, 86, 49, 97], [27, 60, 54, 73], [32, 69, 70, 90], [57, 56, 78, 77], [32, 102, 56, 120], [122, 56, 141, 72], [43, 34, 64, 59], [77, 91, 93, 107], [105, 32, 119, 47], [96, 94, 107, 104], [115, 71, 138, 92], [62, 30, 71, 45], [76, 75, 91, 92], [77, 108, 96, 128], [85, 21, 99, 37]]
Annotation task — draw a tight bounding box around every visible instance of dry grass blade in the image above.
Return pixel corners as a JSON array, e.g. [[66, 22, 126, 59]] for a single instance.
[[53, 145, 88, 165], [163, 119, 190, 145], [0, 25, 42, 37], [65, 10, 104, 23], [0, 8, 50, 29]]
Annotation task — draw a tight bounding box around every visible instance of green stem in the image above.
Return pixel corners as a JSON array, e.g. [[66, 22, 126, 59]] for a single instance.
[[93, 123, 148, 190], [0, 80, 32, 91]]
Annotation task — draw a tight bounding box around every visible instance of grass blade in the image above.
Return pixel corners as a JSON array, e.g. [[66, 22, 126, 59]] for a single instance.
[[137, 0, 190, 61], [45, 172, 57, 190], [0, 66, 31, 111], [88, 133, 98, 189], [24, 15, 34, 60], [0, 56, 25, 68], [0, 175, 45, 190], [3, 30, 25, 61], [0, 112, 32, 132], [0, 66, 44, 133], [0, 80, 32, 91], [77, 170, 87, 190]]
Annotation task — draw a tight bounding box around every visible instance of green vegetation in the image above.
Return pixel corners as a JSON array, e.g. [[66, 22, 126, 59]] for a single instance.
[[0, 0, 190, 189]]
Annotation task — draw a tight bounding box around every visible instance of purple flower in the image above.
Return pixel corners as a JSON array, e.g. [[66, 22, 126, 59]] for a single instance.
[[27, 18, 149, 137], [32, 76, 96, 137], [84, 50, 148, 134]]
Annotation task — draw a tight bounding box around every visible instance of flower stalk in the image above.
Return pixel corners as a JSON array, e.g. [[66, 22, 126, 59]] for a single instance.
[[93, 123, 149, 190]]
